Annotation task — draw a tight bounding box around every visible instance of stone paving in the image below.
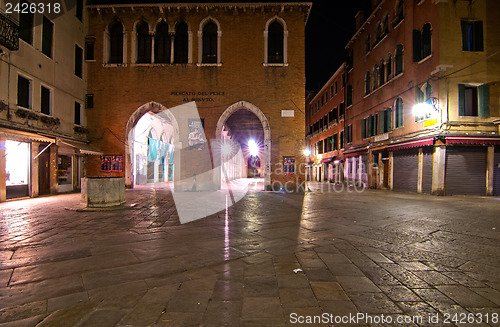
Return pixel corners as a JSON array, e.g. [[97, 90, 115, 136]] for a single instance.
[[0, 181, 499, 326]]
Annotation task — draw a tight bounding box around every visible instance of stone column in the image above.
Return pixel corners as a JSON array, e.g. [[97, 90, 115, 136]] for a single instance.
[[31, 142, 40, 198], [50, 144, 58, 194], [486, 146, 494, 196], [432, 144, 446, 196], [417, 148, 423, 193], [388, 152, 394, 190], [378, 154, 384, 189]]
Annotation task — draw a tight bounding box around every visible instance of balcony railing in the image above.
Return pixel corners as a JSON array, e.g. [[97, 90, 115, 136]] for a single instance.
[[0, 10, 19, 51]]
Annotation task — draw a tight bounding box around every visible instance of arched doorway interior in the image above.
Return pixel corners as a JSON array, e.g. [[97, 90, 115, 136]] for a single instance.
[[215, 101, 271, 190], [124, 102, 179, 188]]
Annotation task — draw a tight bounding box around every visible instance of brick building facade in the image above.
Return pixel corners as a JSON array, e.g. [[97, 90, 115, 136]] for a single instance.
[[307, 0, 500, 196], [85, 2, 311, 191]]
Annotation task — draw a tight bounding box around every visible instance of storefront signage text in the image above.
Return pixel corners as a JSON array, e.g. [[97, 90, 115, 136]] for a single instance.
[[170, 91, 225, 103]]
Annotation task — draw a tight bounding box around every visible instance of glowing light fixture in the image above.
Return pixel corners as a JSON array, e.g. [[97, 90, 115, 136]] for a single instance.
[[302, 148, 311, 156], [412, 97, 440, 119], [412, 102, 433, 118], [248, 139, 259, 156]]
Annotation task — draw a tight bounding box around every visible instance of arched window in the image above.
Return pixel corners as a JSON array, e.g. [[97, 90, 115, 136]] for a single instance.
[[382, 15, 389, 35], [365, 71, 371, 95], [365, 34, 371, 53], [386, 54, 392, 80], [394, 0, 404, 26], [395, 97, 404, 128], [373, 65, 379, 90], [395, 44, 403, 75], [415, 87, 424, 104], [268, 21, 284, 63], [109, 20, 123, 64], [202, 21, 218, 63], [154, 21, 170, 64], [174, 21, 189, 64], [422, 23, 432, 58], [424, 82, 432, 100], [136, 21, 151, 63], [379, 60, 385, 86], [264, 17, 288, 65], [413, 23, 431, 62]]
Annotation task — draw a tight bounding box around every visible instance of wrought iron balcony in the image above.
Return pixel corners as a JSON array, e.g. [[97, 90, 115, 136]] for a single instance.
[[0, 10, 19, 51]]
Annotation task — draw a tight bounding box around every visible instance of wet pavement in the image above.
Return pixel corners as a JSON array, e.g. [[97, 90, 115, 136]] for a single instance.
[[0, 181, 499, 326]]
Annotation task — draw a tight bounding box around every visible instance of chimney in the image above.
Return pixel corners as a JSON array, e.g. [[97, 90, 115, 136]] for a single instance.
[[355, 11, 365, 31]]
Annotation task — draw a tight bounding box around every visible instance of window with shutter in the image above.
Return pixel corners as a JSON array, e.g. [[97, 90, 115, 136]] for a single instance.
[[461, 20, 484, 52], [395, 45, 403, 75]]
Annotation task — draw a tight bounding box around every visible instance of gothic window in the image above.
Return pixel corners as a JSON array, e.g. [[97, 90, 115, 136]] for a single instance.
[[136, 21, 152, 64], [155, 21, 170, 64], [109, 20, 123, 64], [202, 21, 218, 63], [174, 21, 189, 63], [268, 21, 284, 63]]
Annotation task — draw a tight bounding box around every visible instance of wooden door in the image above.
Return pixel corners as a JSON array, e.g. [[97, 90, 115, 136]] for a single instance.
[[38, 144, 50, 195]]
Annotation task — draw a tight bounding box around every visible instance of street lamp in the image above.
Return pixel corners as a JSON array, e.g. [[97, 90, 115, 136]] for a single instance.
[[412, 97, 440, 120]]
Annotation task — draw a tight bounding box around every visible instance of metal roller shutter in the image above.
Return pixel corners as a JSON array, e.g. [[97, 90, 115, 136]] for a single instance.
[[393, 149, 419, 192], [422, 147, 433, 194], [494, 147, 500, 196], [446, 147, 486, 195]]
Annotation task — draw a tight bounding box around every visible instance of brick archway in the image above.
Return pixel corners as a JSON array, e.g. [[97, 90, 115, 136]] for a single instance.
[[124, 102, 179, 187], [215, 101, 271, 190]]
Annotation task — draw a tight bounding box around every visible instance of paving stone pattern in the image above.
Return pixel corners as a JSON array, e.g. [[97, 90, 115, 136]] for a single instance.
[[0, 182, 499, 326]]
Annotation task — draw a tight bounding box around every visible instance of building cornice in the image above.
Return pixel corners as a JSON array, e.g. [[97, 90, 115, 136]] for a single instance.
[[87, 2, 313, 22], [310, 62, 346, 104], [345, 0, 386, 49]]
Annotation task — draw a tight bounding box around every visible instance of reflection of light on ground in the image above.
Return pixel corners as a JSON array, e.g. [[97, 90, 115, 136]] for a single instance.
[[224, 194, 230, 261]]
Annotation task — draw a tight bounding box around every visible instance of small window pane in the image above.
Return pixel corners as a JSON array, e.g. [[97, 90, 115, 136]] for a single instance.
[[42, 16, 54, 58], [74, 102, 81, 125], [17, 76, 31, 108], [75, 45, 83, 78]]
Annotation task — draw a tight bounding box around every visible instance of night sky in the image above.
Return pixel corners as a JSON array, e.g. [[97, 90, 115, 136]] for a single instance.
[[88, 0, 373, 92], [305, 0, 372, 91]]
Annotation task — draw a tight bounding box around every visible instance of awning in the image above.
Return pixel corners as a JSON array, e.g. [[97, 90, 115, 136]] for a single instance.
[[320, 157, 334, 163], [445, 136, 500, 146], [343, 149, 367, 158], [387, 137, 434, 151], [0, 127, 55, 143], [58, 139, 103, 155]]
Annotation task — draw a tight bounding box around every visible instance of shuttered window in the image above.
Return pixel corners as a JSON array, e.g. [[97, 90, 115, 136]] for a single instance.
[[458, 84, 489, 117], [461, 20, 483, 52], [395, 44, 403, 75], [395, 97, 404, 128]]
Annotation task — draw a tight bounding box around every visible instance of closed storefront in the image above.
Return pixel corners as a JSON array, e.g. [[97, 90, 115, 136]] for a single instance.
[[446, 146, 486, 195], [393, 149, 419, 192], [422, 147, 433, 194], [493, 147, 500, 196]]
